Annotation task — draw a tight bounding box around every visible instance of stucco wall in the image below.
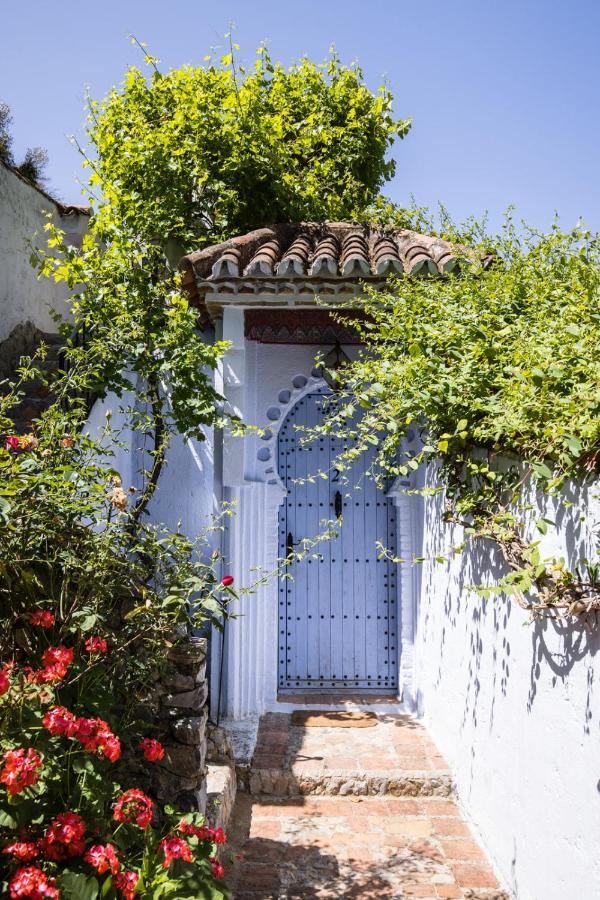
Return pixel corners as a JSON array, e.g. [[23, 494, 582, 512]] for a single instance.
[[413, 466, 600, 900], [84, 378, 217, 547], [0, 162, 88, 341]]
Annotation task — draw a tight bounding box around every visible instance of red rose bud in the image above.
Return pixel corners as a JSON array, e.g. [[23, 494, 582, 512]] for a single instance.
[[221, 575, 234, 587]]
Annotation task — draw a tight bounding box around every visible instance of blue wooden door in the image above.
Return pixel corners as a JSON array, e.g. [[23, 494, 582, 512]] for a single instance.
[[278, 391, 398, 694]]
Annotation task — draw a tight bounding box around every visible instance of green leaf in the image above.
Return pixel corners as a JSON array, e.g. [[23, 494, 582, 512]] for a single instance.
[[59, 872, 100, 900], [0, 808, 17, 829], [532, 461, 553, 480], [563, 435, 582, 457]]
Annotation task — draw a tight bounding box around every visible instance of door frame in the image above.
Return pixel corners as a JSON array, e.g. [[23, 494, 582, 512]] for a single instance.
[[213, 317, 421, 718], [276, 387, 400, 695]]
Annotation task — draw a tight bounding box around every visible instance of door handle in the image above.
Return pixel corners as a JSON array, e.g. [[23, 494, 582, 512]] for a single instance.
[[286, 531, 294, 561], [335, 490, 343, 518]]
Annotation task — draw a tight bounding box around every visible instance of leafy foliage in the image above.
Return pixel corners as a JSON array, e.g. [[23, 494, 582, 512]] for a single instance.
[[312, 214, 600, 615], [0, 372, 232, 898], [86, 41, 410, 250], [35, 39, 409, 480]]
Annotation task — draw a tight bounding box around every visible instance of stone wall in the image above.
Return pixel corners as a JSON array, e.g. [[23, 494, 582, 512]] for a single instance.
[[151, 637, 209, 812]]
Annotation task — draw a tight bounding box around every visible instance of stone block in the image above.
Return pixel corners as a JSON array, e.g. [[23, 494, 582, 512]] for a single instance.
[[153, 768, 202, 801], [206, 762, 236, 831], [161, 666, 196, 693], [161, 681, 208, 714], [158, 743, 206, 779], [171, 710, 208, 746]]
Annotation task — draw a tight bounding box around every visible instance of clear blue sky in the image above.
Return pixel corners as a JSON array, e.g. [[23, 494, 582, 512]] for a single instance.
[[2, 0, 599, 232]]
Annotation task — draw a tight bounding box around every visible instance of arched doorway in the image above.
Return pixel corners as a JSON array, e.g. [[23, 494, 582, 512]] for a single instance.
[[277, 390, 398, 695]]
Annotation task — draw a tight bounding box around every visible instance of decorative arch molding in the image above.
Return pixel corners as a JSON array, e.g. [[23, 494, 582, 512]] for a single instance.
[[254, 368, 328, 489]]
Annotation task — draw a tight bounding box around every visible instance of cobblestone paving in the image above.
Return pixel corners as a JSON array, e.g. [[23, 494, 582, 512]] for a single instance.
[[227, 714, 507, 899]]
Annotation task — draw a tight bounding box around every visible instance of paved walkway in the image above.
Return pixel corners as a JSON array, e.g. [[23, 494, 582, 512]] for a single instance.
[[227, 713, 507, 899]]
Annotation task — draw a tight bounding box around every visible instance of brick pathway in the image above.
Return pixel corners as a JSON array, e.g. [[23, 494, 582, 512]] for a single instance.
[[227, 713, 507, 899]]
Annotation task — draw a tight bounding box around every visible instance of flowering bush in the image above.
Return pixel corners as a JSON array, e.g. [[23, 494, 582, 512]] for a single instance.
[[0, 388, 232, 898]]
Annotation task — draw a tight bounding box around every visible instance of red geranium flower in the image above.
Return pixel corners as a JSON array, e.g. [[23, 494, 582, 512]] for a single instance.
[[113, 871, 139, 900], [221, 575, 234, 587], [8, 866, 59, 899], [178, 821, 226, 844], [26, 666, 63, 685], [139, 737, 165, 762], [0, 748, 42, 796], [2, 841, 39, 862], [0, 668, 10, 696], [43, 706, 77, 738], [42, 645, 74, 669], [28, 611, 55, 629], [5, 436, 21, 452], [113, 789, 154, 829], [158, 836, 192, 868], [28, 645, 74, 685], [84, 843, 120, 876], [85, 636, 107, 655], [73, 717, 121, 762], [41, 811, 86, 862], [210, 856, 225, 879]]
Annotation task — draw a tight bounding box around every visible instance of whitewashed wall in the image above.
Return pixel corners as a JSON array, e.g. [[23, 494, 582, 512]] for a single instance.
[[85, 377, 217, 546], [0, 162, 88, 341], [413, 465, 600, 900]]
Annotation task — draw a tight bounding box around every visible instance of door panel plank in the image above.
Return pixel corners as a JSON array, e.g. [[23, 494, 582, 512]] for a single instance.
[[278, 390, 398, 693]]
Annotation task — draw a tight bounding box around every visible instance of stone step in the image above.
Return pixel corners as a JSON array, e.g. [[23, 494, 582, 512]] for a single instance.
[[242, 765, 454, 798], [240, 711, 454, 799], [206, 761, 237, 830]]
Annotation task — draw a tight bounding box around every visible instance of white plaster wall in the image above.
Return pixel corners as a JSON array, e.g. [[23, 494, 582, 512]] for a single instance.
[[146, 427, 217, 546], [85, 376, 218, 546], [84, 386, 141, 493], [0, 163, 88, 340], [414, 467, 600, 900]]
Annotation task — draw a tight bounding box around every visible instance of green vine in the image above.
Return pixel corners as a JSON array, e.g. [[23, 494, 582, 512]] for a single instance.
[[310, 212, 600, 618]]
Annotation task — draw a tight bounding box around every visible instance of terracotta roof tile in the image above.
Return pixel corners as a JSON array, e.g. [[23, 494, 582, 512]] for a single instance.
[[180, 222, 486, 327]]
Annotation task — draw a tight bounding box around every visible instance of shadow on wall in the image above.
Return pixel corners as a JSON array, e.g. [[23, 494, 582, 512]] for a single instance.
[[419, 479, 512, 733], [418, 466, 600, 731]]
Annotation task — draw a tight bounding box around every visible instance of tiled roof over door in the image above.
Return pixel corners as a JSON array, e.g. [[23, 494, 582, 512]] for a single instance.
[[179, 222, 491, 327]]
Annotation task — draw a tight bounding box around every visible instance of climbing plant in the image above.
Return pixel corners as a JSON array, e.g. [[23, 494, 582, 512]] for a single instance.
[[85, 38, 410, 250], [312, 213, 600, 617], [35, 38, 411, 508]]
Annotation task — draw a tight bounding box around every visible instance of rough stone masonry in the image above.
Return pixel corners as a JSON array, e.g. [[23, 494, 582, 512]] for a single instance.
[[151, 636, 209, 812]]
